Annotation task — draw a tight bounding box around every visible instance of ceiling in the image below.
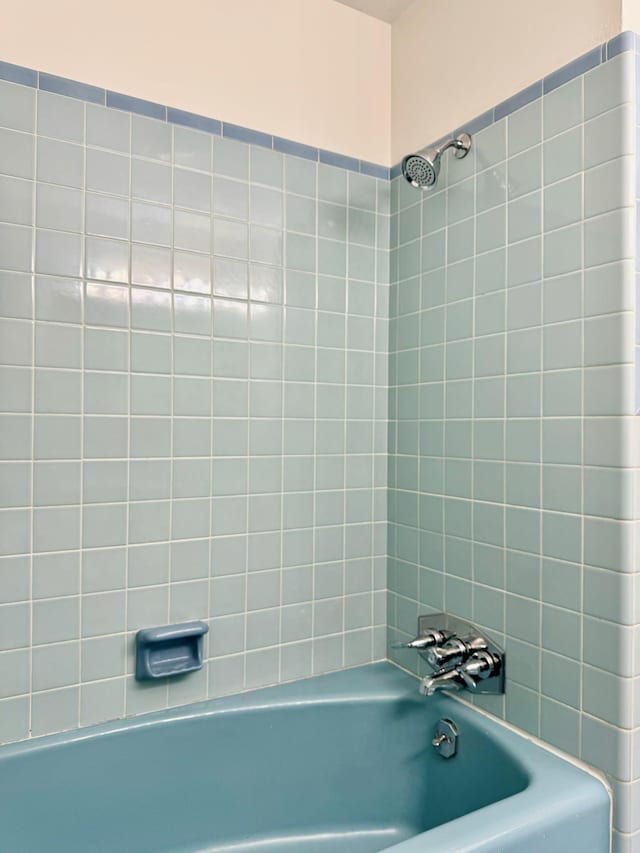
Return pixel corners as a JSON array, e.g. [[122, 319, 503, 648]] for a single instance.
[[334, 0, 415, 23]]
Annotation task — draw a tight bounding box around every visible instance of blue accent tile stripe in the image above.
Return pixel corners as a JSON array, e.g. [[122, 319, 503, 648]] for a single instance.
[[273, 136, 318, 161], [39, 72, 105, 105], [0, 61, 37, 87], [543, 45, 601, 93], [392, 32, 638, 177], [106, 91, 166, 121], [0, 58, 392, 175], [455, 108, 494, 139], [360, 161, 390, 180], [606, 32, 634, 59], [3, 30, 638, 185], [320, 149, 360, 172], [167, 107, 221, 135], [494, 81, 542, 121], [223, 122, 272, 149]]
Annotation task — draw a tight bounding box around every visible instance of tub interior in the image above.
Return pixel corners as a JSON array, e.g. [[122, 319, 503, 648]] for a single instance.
[[0, 673, 528, 853]]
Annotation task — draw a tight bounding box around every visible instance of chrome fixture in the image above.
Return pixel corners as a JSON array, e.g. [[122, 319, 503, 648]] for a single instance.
[[401, 132, 472, 189], [401, 613, 505, 697], [432, 718, 458, 758], [395, 627, 450, 651]]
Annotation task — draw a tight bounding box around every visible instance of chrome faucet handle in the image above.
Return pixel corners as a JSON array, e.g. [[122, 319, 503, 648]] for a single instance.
[[455, 650, 498, 689], [425, 637, 466, 669], [425, 634, 487, 669], [392, 628, 449, 651]]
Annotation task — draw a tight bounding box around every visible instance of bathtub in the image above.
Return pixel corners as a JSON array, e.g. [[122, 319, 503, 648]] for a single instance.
[[0, 663, 609, 852]]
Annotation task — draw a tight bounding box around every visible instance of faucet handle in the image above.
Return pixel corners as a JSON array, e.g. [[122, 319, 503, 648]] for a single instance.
[[392, 628, 449, 650], [425, 637, 466, 669], [425, 634, 488, 669], [456, 650, 499, 689]]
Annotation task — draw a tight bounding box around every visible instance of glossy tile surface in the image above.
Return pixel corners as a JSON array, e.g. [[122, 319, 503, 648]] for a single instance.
[[0, 81, 389, 739], [388, 49, 637, 845]]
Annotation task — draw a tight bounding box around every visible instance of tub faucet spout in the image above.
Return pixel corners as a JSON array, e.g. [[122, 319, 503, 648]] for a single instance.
[[419, 669, 464, 696]]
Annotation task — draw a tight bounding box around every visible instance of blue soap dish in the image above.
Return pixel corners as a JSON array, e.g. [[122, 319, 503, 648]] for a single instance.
[[135, 621, 209, 681]]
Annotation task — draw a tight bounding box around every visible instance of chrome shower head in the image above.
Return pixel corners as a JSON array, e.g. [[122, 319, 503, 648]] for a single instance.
[[401, 132, 472, 189], [402, 150, 440, 188]]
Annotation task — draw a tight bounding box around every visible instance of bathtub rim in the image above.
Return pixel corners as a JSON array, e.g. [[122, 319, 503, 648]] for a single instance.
[[0, 661, 613, 793], [0, 661, 611, 853]]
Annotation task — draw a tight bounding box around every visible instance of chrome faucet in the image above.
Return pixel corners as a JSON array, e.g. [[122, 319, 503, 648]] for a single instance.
[[419, 650, 502, 695], [420, 668, 465, 696], [423, 634, 488, 670], [400, 614, 505, 697]]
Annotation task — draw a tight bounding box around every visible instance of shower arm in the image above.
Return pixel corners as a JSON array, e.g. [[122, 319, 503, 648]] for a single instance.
[[436, 139, 462, 155], [435, 132, 472, 159]]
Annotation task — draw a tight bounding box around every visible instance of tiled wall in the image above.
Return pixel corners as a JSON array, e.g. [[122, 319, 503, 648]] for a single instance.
[[387, 46, 639, 849], [0, 78, 389, 740], [2, 30, 640, 852]]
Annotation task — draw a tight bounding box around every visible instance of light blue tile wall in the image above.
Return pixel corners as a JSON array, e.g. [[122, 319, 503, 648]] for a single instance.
[[1, 35, 639, 850], [0, 80, 389, 739], [387, 48, 638, 848]]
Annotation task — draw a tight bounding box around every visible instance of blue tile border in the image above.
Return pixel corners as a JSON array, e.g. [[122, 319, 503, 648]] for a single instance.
[[167, 108, 222, 136], [360, 160, 390, 180], [392, 30, 639, 173], [0, 31, 636, 184], [106, 90, 166, 121], [0, 60, 37, 87], [319, 149, 361, 172], [0, 59, 389, 179], [273, 136, 318, 162], [453, 108, 494, 139], [607, 30, 636, 59], [222, 121, 272, 148], [39, 72, 105, 105], [494, 81, 542, 121], [543, 45, 602, 94]]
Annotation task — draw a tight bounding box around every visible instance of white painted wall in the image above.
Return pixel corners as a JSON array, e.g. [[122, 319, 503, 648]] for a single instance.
[[622, 0, 640, 32], [0, 0, 634, 166], [391, 0, 622, 162], [0, 0, 391, 165]]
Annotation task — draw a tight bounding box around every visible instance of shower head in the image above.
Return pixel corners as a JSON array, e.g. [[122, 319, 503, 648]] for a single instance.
[[401, 132, 472, 189]]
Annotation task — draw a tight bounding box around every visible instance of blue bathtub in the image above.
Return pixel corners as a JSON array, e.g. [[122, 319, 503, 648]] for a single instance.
[[0, 663, 609, 852]]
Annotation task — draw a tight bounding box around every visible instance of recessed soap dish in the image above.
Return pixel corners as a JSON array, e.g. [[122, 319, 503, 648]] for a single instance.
[[135, 621, 209, 681]]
